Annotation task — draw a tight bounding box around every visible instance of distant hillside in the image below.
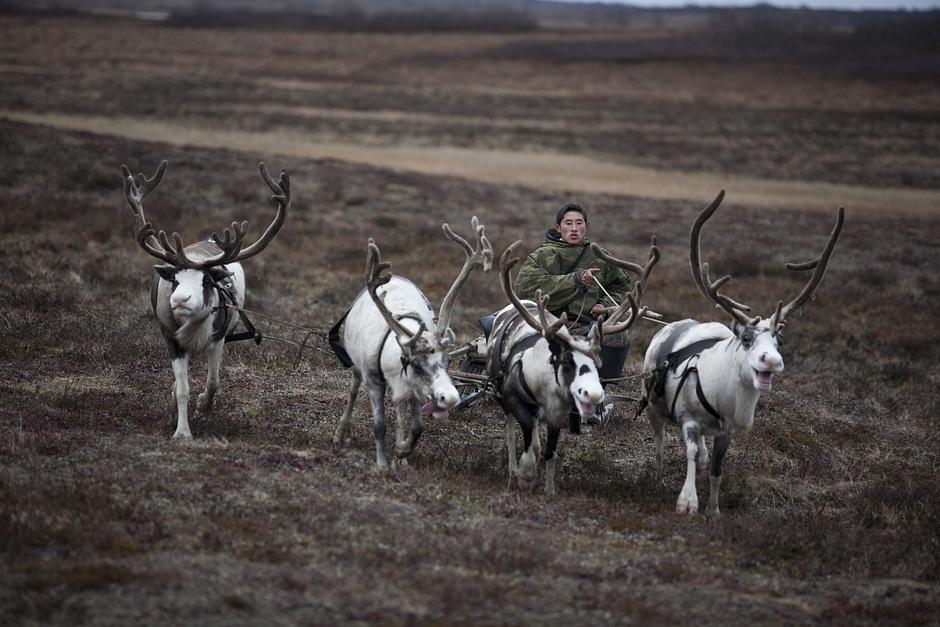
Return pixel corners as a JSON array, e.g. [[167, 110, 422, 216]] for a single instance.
[[2, 0, 937, 42]]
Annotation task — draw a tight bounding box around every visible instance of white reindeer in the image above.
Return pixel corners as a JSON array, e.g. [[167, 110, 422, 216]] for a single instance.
[[123, 160, 290, 439], [333, 217, 493, 471], [642, 190, 844, 515], [492, 239, 659, 495]]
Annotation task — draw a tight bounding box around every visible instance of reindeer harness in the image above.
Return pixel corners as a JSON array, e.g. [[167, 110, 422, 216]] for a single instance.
[[487, 310, 576, 414], [638, 321, 724, 425], [328, 307, 430, 384], [211, 277, 262, 345]]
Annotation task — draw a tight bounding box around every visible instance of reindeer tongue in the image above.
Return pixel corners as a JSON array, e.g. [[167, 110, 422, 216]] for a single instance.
[[420, 401, 449, 419], [576, 400, 595, 418]]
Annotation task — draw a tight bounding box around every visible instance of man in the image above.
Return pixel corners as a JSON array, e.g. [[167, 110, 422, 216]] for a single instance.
[[515, 203, 631, 427]]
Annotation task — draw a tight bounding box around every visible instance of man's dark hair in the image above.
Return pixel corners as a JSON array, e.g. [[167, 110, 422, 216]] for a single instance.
[[555, 203, 588, 225]]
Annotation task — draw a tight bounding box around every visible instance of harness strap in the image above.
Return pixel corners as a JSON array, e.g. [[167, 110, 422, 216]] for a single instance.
[[694, 370, 723, 423], [637, 333, 722, 422], [225, 306, 263, 345], [669, 361, 723, 425], [491, 331, 542, 413], [374, 313, 426, 384], [211, 280, 263, 345]]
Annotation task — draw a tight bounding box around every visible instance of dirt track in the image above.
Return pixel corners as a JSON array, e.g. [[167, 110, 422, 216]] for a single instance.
[[3, 109, 937, 217]]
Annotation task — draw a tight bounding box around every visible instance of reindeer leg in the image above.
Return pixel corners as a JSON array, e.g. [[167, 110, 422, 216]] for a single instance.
[[171, 355, 192, 439], [393, 399, 423, 462], [333, 370, 361, 447], [393, 399, 409, 459], [197, 340, 223, 415], [405, 400, 425, 457], [708, 433, 731, 518], [676, 421, 700, 515], [505, 414, 518, 489], [368, 382, 389, 471], [697, 433, 709, 472], [508, 398, 538, 491], [647, 409, 666, 481], [543, 422, 562, 496]]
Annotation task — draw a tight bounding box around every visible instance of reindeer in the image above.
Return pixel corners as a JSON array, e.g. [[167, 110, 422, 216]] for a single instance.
[[641, 190, 844, 516], [122, 160, 290, 439], [492, 239, 659, 495], [333, 217, 493, 471]]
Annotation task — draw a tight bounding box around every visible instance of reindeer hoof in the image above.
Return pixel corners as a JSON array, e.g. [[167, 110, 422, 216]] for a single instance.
[[394, 458, 412, 471], [332, 425, 350, 447], [172, 430, 193, 440], [676, 500, 698, 515], [196, 392, 215, 414], [395, 443, 414, 458], [516, 473, 538, 492]]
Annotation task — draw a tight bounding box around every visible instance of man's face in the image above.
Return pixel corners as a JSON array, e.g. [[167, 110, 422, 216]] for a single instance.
[[557, 211, 588, 245]]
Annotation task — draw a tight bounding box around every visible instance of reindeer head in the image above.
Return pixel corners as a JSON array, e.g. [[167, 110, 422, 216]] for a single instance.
[[123, 160, 290, 324], [690, 190, 844, 392]]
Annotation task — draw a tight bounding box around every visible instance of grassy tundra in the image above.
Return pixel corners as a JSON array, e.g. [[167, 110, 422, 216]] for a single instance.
[[1, 9, 939, 624]]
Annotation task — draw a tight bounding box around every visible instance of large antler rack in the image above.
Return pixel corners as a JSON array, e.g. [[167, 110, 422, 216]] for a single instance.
[[364, 238, 427, 346], [435, 215, 494, 336], [590, 236, 661, 335], [691, 190, 845, 334], [769, 206, 845, 333], [689, 190, 758, 326], [122, 160, 290, 270], [500, 241, 566, 341]]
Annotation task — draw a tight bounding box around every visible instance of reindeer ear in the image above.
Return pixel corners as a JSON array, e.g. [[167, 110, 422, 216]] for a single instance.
[[208, 266, 235, 283], [154, 264, 177, 281]]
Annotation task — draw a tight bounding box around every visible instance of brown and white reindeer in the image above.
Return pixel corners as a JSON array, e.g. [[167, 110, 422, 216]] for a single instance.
[[492, 238, 659, 495], [641, 190, 844, 515], [122, 160, 290, 439], [333, 217, 493, 471]]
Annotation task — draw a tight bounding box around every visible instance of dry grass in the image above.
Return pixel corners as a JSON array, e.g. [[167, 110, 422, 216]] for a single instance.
[[1, 13, 939, 625]]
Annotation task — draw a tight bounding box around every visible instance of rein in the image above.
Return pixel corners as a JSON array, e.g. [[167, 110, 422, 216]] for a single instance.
[[216, 301, 335, 367], [212, 281, 261, 345]]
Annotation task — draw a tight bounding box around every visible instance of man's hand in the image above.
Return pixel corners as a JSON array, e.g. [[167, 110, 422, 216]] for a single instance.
[[590, 303, 607, 319], [579, 267, 600, 288]]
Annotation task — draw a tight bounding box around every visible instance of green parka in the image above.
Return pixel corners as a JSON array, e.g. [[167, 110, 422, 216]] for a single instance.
[[514, 230, 631, 333]]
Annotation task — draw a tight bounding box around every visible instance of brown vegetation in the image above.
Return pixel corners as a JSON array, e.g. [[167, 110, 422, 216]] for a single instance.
[[1, 10, 939, 625]]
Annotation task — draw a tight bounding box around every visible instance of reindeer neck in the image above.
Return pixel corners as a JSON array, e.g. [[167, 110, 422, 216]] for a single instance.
[[696, 339, 762, 432]]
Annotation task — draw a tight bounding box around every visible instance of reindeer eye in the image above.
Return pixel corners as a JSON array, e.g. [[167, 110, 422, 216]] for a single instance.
[[738, 327, 756, 348]]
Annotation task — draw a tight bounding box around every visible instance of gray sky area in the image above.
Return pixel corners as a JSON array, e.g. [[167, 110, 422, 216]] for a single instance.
[[557, 0, 938, 9]]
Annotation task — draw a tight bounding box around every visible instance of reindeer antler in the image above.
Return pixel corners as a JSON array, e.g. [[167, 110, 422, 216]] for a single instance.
[[689, 190, 758, 326], [122, 160, 289, 269], [771, 206, 845, 333], [500, 241, 573, 342], [690, 191, 845, 332], [590, 236, 660, 334], [365, 239, 426, 341], [436, 216, 493, 335]]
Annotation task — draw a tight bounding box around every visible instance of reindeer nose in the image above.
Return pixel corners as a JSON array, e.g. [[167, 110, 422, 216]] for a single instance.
[[172, 294, 191, 305], [439, 389, 458, 409], [760, 352, 784, 371], [578, 386, 604, 403]]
